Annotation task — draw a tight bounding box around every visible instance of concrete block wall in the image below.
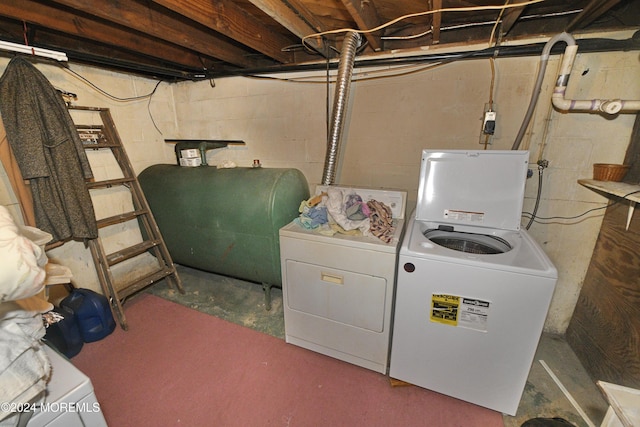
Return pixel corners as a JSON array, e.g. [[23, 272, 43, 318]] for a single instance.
[[0, 31, 638, 333], [0, 58, 177, 294]]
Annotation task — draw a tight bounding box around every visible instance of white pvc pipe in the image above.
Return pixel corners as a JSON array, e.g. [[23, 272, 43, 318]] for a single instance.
[[513, 32, 640, 150], [551, 34, 640, 114]]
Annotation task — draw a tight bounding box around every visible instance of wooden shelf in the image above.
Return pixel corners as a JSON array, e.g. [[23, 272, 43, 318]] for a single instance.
[[578, 179, 640, 230]]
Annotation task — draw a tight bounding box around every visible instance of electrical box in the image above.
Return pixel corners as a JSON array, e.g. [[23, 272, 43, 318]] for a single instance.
[[479, 104, 497, 144], [483, 110, 496, 134]]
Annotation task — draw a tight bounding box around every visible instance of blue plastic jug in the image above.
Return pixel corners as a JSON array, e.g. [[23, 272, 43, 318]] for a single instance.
[[60, 288, 116, 343], [43, 305, 84, 358]]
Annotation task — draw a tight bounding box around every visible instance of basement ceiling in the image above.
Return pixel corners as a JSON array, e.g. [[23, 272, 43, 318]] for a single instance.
[[0, 0, 638, 81]]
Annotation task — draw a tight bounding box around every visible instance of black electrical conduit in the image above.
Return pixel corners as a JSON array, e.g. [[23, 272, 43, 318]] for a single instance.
[[0, 47, 203, 82], [7, 31, 640, 82], [6, 32, 637, 81], [202, 32, 640, 80]]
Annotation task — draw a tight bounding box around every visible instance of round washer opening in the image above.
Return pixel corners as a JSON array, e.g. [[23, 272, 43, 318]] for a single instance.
[[423, 229, 512, 254]]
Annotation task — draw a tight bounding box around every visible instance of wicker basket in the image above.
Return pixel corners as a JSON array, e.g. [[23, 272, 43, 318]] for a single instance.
[[593, 163, 629, 182]]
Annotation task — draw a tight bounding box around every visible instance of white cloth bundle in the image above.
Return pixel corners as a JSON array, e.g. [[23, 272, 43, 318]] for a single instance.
[[0, 206, 51, 424], [0, 304, 51, 423], [324, 187, 371, 235], [0, 206, 46, 302]]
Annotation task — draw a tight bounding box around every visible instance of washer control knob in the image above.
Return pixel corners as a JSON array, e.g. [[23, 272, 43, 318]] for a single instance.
[[403, 263, 415, 273]]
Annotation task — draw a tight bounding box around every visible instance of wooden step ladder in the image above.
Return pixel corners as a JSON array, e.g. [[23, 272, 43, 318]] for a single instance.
[[69, 105, 184, 330]]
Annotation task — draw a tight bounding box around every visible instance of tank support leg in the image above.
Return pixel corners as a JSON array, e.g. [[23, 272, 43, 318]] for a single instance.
[[262, 283, 272, 311]]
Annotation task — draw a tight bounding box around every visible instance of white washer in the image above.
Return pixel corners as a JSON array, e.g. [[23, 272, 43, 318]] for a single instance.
[[389, 150, 557, 415], [28, 345, 107, 427], [279, 185, 406, 374]]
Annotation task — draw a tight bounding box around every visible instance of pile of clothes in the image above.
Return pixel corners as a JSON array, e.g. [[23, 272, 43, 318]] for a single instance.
[[0, 206, 52, 426], [295, 187, 395, 243]]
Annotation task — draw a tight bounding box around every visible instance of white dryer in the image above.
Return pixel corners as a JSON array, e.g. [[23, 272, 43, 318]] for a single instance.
[[389, 150, 557, 415], [280, 185, 406, 374]]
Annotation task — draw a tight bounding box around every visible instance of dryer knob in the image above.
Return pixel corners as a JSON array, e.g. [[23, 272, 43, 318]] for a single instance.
[[403, 263, 415, 273]]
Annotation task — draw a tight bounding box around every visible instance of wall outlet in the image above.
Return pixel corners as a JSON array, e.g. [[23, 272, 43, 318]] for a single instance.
[[479, 103, 497, 144], [483, 111, 496, 134]]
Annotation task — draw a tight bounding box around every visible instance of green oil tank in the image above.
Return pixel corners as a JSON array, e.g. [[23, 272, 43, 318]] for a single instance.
[[138, 164, 309, 306]]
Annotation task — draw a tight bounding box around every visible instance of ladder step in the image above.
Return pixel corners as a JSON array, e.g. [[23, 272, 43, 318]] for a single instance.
[[83, 142, 121, 149], [106, 240, 161, 266], [87, 177, 135, 189], [118, 267, 176, 300], [97, 209, 148, 228], [69, 105, 183, 330], [76, 125, 107, 144]]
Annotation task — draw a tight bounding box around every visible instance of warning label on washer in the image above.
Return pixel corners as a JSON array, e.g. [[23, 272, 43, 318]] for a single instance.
[[444, 209, 484, 223], [430, 294, 490, 332], [430, 294, 460, 326]]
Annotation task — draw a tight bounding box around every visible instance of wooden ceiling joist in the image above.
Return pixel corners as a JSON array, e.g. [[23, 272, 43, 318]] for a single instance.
[[0, 0, 635, 80], [247, 0, 326, 55], [0, 0, 207, 70], [500, 6, 526, 38], [566, 0, 623, 32], [150, 0, 294, 63], [430, 0, 443, 45], [340, 0, 383, 52], [282, 0, 327, 33], [49, 0, 263, 68]]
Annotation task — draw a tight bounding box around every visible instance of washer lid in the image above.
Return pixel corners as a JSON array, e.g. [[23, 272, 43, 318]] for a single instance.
[[416, 150, 529, 231]]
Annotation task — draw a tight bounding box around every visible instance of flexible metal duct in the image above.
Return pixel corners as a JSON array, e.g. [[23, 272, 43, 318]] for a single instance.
[[322, 32, 361, 185]]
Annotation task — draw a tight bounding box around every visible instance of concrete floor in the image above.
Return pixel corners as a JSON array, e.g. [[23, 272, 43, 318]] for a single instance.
[[146, 264, 609, 427]]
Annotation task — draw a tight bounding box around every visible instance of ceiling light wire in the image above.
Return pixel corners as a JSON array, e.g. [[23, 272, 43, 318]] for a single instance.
[[61, 66, 163, 102], [22, 21, 34, 56], [381, 9, 583, 42], [302, 0, 546, 49], [482, 0, 508, 149]]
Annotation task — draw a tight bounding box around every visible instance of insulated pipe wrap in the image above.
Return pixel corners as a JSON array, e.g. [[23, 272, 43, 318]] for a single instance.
[[322, 32, 360, 185]]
